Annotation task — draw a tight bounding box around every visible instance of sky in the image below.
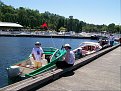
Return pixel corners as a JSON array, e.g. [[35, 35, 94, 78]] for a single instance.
[[1, 0, 121, 25]]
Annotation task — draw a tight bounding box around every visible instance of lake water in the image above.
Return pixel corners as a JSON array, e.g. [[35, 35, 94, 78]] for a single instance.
[[0, 37, 97, 88]]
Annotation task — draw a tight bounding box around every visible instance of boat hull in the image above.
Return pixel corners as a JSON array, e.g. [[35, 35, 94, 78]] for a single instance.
[[6, 48, 66, 78]]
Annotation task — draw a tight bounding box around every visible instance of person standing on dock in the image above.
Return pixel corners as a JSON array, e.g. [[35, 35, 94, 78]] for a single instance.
[[108, 34, 115, 46], [56, 44, 75, 69], [31, 42, 44, 68]]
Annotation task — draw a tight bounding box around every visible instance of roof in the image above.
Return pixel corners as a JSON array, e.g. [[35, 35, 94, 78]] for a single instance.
[[0, 22, 23, 28]]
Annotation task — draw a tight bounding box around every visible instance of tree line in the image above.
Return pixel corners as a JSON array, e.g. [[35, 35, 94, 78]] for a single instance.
[[0, 1, 121, 33]]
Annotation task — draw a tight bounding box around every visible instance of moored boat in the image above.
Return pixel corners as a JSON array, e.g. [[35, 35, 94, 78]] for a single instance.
[[6, 47, 66, 78], [73, 42, 102, 59], [98, 36, 109, 49]]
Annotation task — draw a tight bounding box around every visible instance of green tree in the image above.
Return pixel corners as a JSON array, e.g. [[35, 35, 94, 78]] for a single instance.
[[0, 1, 120, 33], [108, 23, 115, 33]]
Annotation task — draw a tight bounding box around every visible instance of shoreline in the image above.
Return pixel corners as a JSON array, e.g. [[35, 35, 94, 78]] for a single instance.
[[0, 34, 98, 39]]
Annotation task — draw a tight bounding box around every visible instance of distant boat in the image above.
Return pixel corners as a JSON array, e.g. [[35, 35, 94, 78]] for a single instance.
[[91, 34, 100, 40], [6, 47, 66, 78], [73, 42, 102, 58]]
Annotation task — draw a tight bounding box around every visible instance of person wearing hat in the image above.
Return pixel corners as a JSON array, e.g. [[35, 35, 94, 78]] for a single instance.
[[56, 44, 75, 69], [108, 34, 115, 46], [31, 42, 44, 68]]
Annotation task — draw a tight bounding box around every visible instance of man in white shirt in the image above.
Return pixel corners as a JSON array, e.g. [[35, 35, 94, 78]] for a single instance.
[[32, 42, 44, 68]]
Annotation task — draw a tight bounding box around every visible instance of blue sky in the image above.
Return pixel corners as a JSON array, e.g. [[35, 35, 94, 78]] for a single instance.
[[1, 0, 121, 25]]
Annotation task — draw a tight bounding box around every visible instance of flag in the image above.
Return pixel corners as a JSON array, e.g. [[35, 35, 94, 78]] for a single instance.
[[40, 22, 48, 28]]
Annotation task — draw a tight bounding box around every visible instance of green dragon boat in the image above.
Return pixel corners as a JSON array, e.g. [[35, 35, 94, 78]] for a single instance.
[[6, 47, 66, 78]]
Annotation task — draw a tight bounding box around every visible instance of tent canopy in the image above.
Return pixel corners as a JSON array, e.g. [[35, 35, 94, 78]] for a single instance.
[[0, 22, 23, 28]]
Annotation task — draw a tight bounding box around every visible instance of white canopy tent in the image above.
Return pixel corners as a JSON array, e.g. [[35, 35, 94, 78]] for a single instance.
[[0, 22, 23, 28]]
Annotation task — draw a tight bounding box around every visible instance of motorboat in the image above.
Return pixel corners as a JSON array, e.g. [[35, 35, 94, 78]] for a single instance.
[[98, 36, 109, 48], [73, 42, 102, 58], [6, 47, 66, 78]]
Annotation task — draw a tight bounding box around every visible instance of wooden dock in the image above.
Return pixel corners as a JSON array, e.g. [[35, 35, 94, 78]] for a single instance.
[[0, 44, 120, 91], [38, 45, 121, 91]]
